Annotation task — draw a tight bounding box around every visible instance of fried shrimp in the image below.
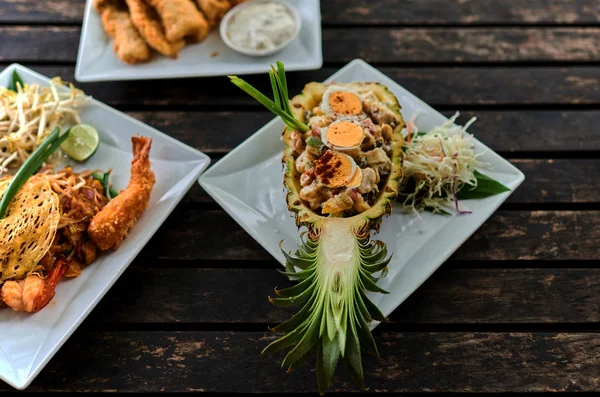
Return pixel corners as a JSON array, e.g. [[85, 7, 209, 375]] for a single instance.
[[88, 136, 155, 250]]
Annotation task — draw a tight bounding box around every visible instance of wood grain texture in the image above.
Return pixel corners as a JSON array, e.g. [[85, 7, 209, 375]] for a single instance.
[[7, 65, 600, 107], [323, 0, 600, 25], [19, 331, 598, 392], [0, 0, 85, 23], [90, 268, 600, 324], [125, 111, 600, 154], [140, 210, 600, 261], [3, 27, 600, 63], [3, 0, 600, 24]]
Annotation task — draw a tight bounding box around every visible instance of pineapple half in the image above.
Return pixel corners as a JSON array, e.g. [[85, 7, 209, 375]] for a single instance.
[[266, 82, 405, 393], [229, 66, 405, 394]]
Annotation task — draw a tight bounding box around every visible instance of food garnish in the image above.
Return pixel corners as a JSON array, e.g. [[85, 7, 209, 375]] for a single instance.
[[0, 127, 70, 219], [0, 175, 60, 283], [60, 124, 100, 162], [232, 63, 405, 394], [0, 76, 89, 174], [400, 112, 509, 214], [229, 62, 309, 132]]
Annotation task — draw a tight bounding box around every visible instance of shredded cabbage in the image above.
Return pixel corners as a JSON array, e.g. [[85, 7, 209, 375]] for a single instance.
[[400, 112, 488, 214]]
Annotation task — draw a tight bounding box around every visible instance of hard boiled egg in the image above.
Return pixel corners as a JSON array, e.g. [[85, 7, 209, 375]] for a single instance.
[[320, 85, 363, 116], [345, 167, 363, 189], [321, 120, 365, 151], [315, 150, 357, 188]]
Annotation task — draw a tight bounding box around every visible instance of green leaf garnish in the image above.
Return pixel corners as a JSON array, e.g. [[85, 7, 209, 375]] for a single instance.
[[93, 171, 118, 199], [457, 170, 510, 200], [8, 70, 24, 92], [229, 62, 309, 132]]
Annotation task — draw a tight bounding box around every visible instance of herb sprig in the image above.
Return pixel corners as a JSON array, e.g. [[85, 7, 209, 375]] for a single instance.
[[229, 62, 309, 132]]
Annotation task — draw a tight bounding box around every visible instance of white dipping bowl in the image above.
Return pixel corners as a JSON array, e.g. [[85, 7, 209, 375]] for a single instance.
[[219, 0, 302, 57]]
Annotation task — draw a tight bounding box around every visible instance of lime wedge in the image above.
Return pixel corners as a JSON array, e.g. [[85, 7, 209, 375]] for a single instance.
[[60, 124, 99, 162]]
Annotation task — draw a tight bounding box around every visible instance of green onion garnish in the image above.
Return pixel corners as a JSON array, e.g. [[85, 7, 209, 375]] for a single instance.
[[229, 61, 309, 133], [0, 127, 70, 219], [93, 171, 118, 199], [8, 70, 24, 92]]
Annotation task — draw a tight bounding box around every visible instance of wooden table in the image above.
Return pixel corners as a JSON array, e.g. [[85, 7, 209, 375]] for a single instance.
[[2, 0, 600, 393]]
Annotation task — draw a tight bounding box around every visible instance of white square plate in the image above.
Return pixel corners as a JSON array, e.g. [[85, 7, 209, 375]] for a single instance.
[[0, 64, 210, 389], [75, 0, 322, 82], [199, 59, 525, 328]]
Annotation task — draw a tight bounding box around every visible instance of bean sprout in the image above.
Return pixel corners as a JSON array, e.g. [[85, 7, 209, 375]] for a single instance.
[[0, 78, 90, 175]]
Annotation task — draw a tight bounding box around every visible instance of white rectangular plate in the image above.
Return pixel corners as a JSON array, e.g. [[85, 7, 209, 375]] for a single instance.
[[75, 0, 322, 82], [0, 64, 210, 390], [199, 59, 525, 329]]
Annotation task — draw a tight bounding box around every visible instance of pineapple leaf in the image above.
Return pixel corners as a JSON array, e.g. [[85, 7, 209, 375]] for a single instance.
[[275, 273, 316, 297], [342, 322, 365, 390], [271, 296, 316, 333], [361, 290, 388, 322], [266, 224, 390, 393], [317, 335, 341, 394], [360, 272, 390, 294], [262, 319, 311, 354], [269, 283, 315, 307], [282, 307, 322, 370], [356, 311, 379, 357], [288, 344, 317, 372]]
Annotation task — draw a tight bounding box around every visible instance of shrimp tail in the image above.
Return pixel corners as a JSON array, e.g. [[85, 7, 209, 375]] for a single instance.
[[31, 256, 69, 313]]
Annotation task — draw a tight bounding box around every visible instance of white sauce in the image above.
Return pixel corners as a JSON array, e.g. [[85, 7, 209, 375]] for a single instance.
[[227, 2, 297, 51]]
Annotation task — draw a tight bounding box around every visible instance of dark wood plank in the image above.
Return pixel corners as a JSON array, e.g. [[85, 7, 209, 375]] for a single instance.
[[21, 331, 599, 392], [141, 210, 600, 261], [126, 110, 600, 154], [0, 0, 84, 23], [509, 159, 600, 203], [3, 0, 600, 25], [4, 27, 600, 63], [8, 65, 600, 107], [91, 267, 600, 324], [323, 0, 600, 25]]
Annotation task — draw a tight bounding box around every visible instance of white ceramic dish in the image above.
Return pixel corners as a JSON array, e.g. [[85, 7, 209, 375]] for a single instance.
[[75, 0, 322, 82], [220, 0, 302, 57], [199, 59, 525, 330], [0, 64, 210, 390]]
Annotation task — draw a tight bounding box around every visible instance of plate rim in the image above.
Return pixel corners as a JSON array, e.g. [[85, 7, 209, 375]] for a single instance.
[[74, 0, 323, 82], [0, 63, 211, 390]]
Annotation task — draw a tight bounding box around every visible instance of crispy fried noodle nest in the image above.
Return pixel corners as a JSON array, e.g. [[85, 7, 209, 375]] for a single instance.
[[0, 176, 60, 281]]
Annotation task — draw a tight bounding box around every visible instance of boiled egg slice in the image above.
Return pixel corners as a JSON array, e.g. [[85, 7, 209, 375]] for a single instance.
[[345, 167, 363, 189], [320, 85, 363, 116], [315, 150, 357, 188], [321, 120, 365, 151]]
